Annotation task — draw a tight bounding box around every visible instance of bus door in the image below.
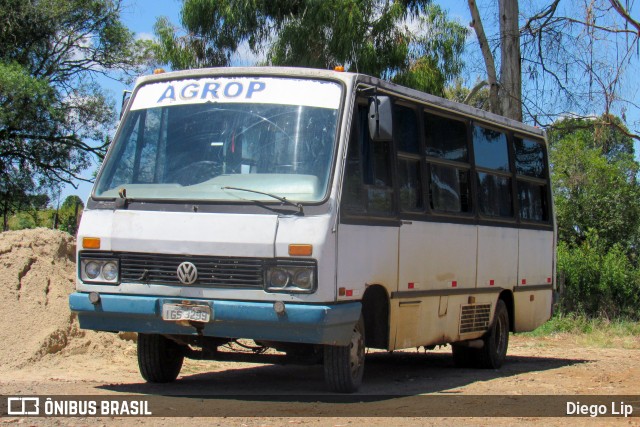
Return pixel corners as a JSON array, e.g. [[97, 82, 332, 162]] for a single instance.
[[338, 100, 398, 322]]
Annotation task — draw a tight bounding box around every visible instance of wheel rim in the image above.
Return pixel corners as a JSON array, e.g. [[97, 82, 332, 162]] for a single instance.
[[349, 324, 364, 378]]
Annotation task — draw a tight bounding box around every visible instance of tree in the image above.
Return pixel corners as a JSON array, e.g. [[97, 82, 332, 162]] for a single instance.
[[549, 115, 640, 319], [58, 195, 84, 235], [549, 116, 640, 252], [467, 0, 640, 138], [153, 0, 467, 95], [444, 78, 491, 111], [0, 0, 151, 218], [0, 165, 35, 231]]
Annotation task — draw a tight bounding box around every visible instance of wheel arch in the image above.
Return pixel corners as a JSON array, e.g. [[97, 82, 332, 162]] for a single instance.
[[361, 284, 390, 349], [498, 289, 515, 332]]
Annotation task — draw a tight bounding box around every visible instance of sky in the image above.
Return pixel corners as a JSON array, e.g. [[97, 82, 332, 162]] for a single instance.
[[60, 0, 639, 203]]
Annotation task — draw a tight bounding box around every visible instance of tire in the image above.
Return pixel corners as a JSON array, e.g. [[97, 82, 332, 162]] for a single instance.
[[324, 316, 365, 393], [477, 299, 510, 369], [137, 333, 184, 383]]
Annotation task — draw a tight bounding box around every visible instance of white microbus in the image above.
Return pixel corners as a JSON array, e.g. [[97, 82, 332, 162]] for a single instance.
[[70, 67, 555, 393]]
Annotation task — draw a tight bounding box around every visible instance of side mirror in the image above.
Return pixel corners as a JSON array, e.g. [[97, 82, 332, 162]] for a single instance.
[[120, 90, 132, 119], [368, 95, 393, 141]]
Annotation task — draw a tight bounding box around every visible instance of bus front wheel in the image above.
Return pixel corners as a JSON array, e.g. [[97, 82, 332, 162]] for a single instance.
[[137, 333, 185, 383], [323, 316, 365, 393]]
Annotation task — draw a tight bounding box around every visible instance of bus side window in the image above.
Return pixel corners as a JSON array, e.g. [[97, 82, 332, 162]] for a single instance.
[[472, 125, 513, 218], [513, 137, 550, 222], [424, 112, 472, 214], [342, 104, 395, 217], [394, 104, 424, 212]]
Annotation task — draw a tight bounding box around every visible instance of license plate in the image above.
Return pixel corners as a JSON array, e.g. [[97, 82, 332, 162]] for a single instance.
[[162, 303, 212, 322]]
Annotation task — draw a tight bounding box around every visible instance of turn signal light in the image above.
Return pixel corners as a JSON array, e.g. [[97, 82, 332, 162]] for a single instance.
[[82, 237, 101, 249], [288, 244, 312, 256]]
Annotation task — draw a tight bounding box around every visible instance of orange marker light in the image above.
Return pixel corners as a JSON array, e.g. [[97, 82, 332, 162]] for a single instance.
[[334, 66, 345, 72], [153, 68, 165, 74], [289, 244, 313, 256], [82, 237, 101, 249]]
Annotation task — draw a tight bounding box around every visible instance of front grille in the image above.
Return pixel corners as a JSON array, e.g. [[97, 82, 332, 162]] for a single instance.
[[459, 304, 491, 334], [81, 251, 266, 289], [120, 253, 265, 288]]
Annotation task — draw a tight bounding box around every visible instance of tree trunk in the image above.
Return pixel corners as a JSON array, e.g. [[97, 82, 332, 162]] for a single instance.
[[2, 200, 8, 231], [468, 0, 501, 115], [499, 0, 523, 121]]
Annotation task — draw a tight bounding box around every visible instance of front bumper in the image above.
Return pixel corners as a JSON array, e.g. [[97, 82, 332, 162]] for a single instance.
[[69, 292, 361, 346]]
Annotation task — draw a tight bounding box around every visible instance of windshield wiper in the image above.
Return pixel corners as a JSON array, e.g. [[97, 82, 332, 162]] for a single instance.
[[115, 187, 130, 209], [221, 186, 304, 216]]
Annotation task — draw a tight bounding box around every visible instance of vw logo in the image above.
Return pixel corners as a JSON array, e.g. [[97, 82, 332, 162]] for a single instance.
[[176, 261, 198, 285]]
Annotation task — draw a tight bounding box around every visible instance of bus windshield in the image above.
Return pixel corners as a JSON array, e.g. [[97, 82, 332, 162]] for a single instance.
[[94, 77, 342, 203]]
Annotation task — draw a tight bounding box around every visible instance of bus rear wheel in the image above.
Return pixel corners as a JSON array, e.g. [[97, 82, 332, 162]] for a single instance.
[[477, 299, 509, 369], [137, 333, 185, 383], [324, 316, 365, 393], [452, 299, 509, 369]]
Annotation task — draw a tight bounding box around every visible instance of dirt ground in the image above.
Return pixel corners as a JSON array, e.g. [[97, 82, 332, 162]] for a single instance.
[[0, 229, 638, 426]]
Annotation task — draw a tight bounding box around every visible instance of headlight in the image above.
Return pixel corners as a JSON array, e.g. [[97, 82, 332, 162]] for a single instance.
[[292, 269, 313, 290], [85, 261, 101, 279], [269, 269, 290, 288], [102, 262, 119, 281], [80, 257, 119, 284], [265, 261, 316, 293]]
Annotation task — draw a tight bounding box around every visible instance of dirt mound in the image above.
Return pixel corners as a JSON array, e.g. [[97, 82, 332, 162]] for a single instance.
[[0, 228, 135, 372]]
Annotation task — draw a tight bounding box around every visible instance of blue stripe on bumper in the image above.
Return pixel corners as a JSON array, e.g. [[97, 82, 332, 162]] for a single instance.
[[69, 293, 361, 346]]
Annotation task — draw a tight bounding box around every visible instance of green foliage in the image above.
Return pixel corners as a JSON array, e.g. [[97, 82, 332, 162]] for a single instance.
[[549, 116, 640, 320], [549, 116, 640, 252], [58, 195, 84, 235], [153, 0, 467, 95], [6, 194, 83, 234], [391, 4, 467, 94], [444, 78, 490, 111], [0, 0, 149, 227], [557, 234, 640, 319], [61, 195, 84, 211], [524, 313, 640, 348]]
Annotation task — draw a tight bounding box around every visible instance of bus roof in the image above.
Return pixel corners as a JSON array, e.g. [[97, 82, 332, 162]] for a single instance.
[[134, 66, 545, 139]]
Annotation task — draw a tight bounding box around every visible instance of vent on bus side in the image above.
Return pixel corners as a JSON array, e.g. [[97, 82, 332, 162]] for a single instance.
[[459, 304, 492, 334]]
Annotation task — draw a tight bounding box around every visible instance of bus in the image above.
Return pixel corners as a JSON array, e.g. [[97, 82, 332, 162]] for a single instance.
[[69, 67, 555, 393]]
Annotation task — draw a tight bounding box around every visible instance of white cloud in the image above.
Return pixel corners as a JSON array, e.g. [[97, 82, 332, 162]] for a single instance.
[[135, 32, 155, 42]]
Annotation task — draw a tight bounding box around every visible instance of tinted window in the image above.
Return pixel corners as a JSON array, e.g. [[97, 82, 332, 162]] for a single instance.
[[342, 105, 395, 217], [430, 164, 471, 213], [518, 181, 549, 222], [477, 172, 513, 217], [342, 120, 366, 214], [395, 105, 420, 154], [425, 113, 468, 162], [514, 137, 547, 178], [473, 126, 509, 171], [398, 159, 423, 212]]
